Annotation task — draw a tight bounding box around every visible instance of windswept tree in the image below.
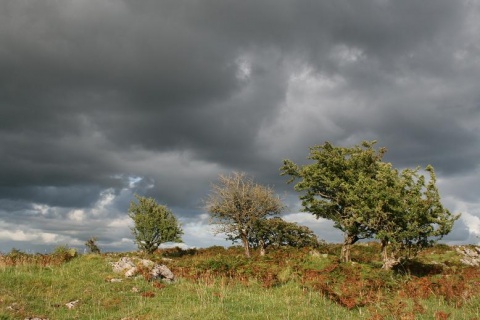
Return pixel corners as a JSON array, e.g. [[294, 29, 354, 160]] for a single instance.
[[205, 172, 284, 258], [249, 217, 321, 255], [281, 141, 385, 262], [281, 140, 459, 266], [128, 195, 183, 254], [370, 164, 459, 269]]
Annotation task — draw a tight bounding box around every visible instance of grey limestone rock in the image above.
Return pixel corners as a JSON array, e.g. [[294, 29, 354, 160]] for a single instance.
[[456, 246, 480, 266], [110, 257, 175, 281]]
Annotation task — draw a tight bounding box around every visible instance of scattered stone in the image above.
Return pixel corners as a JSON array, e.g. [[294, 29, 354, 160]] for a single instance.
[[131, 287, 139, 293], [65, 300, 79, 309], [110, 257, 175, 282], [111, 257, 136, 273], [24, 317, 49, 320], [309, 250, 328, 259], [309, 250, 321, 257], [150, 264, 175, 283], [124, 266, 139, 278], [7, 303, 21, 311], [109, 278, 123, 283], [456, 246, 480, 266], [140, 259, 155, 268]]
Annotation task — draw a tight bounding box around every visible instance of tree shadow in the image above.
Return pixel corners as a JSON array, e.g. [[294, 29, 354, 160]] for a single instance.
[[393, 260, 444, 277]]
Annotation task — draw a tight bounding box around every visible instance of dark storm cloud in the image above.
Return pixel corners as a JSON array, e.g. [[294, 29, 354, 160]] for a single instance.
[[1, 0, 479, 250]]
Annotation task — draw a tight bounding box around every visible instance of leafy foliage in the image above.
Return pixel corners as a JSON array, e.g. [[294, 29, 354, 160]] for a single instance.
[[205, 172, 284, 257], [85, 237, 101, 254], [371, 164, 460, 268], [281, 141, 459, 266], [281, 141, 387, 262], [248, 217, 321, 255], [128, 195, 183, 254]]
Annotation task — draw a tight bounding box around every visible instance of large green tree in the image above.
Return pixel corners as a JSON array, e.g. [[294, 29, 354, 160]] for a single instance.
[[281, 141, 385, 262], [248, 217, 321, 255], [128, 195, 183, 254], [205, 172, 284, 258], [281, 141, 459, 265]]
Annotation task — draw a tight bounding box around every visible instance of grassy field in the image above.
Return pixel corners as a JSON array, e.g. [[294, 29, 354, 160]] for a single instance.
[[0, 244, 479, 320]]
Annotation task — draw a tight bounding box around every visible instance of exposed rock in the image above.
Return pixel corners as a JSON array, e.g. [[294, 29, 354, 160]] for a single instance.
[[456, 246, 480, 266], [309, 250, 328, 259], [111, 257, 136, 273], [309, 250, 321, 257], [110, 257, 175, 282], [150, 264, 175, 282], [140, 259, 155, 268], [65, 300, 79, 309], [124, 266, 138, 278], [24, 318, 49, 320], [7, 303, 20, 311]]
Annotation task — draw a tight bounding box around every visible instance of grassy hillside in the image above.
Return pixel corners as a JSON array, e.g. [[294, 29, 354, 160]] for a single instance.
[[0, 244, 479, 319]]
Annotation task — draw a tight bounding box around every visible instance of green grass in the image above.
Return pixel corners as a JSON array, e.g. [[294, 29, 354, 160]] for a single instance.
[[0, 244, 479, 319]]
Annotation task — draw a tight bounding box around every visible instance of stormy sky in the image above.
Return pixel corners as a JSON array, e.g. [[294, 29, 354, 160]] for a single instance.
[[1, 0, 479, 252]]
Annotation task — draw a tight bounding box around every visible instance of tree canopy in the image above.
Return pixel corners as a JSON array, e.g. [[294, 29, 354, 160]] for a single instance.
[[248, 217, 321, 255], [370, 164, 459, 269], [281, 141, 385, 262], [128, 195, 183, 254], [281, 141, 459, 267]]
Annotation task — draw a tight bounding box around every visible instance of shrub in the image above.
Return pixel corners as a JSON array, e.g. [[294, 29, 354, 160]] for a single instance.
[[53, 245, 78, 262]]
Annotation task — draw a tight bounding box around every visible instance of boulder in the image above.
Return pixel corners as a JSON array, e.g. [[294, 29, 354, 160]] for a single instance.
[[140, 259, 155, 268], [150, 264, 175, 282], [110, 257, 136, 273], [124, 266, 138, 278], [456, 246, 480, 267], [110, 257, 175, 282]]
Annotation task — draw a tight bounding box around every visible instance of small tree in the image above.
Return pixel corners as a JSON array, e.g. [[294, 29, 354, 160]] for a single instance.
[[281, 141, 385, 262], [249, 217, 321, 255], [371, 165, 459, 269], [85, 237, 101, 254], [205, 172, 284, 258], [128, 195, 183, 254]]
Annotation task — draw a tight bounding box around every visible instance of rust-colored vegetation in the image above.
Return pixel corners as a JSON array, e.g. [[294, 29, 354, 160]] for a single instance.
[[2, 243, 478, 319], [157, 243, 480, 318]]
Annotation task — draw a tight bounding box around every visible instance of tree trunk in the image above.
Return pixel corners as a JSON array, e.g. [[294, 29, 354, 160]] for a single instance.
[[340, 234, 358, 263], [259, 240, 266, 256], [381, 239, 399, 270], [241, 233, 251, 258]]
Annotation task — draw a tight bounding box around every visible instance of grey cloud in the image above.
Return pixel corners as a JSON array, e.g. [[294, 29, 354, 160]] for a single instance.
[[0, 0, 479, 251]]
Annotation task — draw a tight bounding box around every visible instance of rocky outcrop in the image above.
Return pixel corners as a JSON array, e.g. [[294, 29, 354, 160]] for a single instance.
[[455, 246, 480, 266], [111, 257, 136, 273], [150, 264, 175, 282], [110, 257, 175, 282]]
